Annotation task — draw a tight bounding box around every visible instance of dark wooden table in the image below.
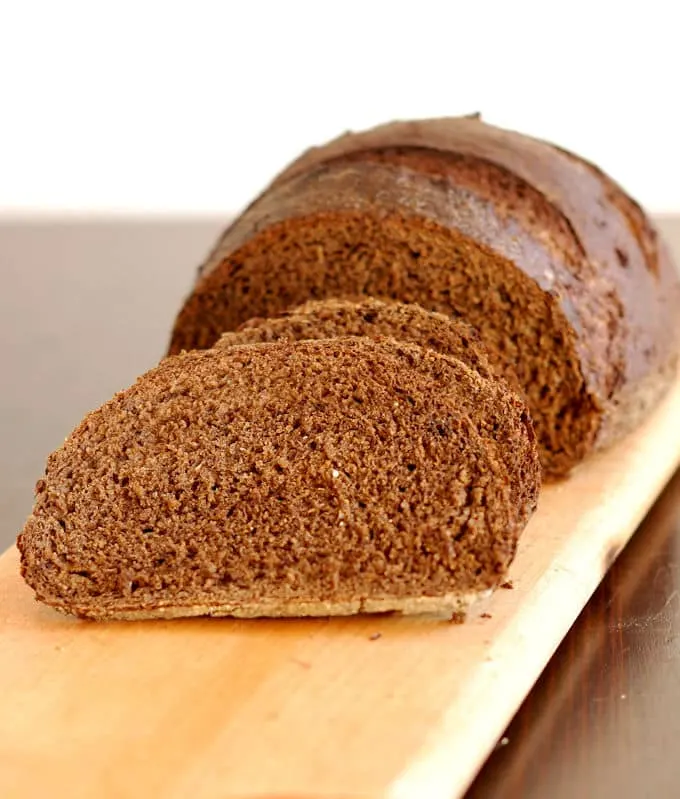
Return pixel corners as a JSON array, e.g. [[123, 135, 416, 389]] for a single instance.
[[2, 217, 680, 798]]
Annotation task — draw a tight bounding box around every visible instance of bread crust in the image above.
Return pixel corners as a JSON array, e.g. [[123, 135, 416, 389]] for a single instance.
[[39, 588, 493, 622]]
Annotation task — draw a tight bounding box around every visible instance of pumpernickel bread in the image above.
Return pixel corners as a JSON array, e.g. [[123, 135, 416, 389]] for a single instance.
[[18, 337, 539, 621], [220, 297, 500, 381], [218, 297, 534, 527], [168, 116, 680, 477]]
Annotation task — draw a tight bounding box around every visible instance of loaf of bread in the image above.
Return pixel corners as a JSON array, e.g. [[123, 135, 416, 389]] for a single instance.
[[168, 116, 680, 476], [17, 337, 539, 620]]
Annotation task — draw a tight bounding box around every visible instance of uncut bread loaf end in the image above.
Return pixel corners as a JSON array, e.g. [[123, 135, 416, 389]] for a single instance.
[[18, 337, 540, 621], [168, 116, 680, 477]]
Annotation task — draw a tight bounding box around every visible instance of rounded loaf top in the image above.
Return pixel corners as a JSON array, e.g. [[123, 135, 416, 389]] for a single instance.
[[168, 116, 680, 476]]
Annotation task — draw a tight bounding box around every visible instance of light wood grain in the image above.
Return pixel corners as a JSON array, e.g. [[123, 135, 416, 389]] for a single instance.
[[2, 373, 680, 799]]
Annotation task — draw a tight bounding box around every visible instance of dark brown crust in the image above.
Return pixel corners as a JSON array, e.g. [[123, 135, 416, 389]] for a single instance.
[[169, 117, 680, 473]]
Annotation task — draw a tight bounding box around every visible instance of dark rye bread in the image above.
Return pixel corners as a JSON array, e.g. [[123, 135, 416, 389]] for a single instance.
[[168, 116, 680, 477], [221, 297, 500, 381], [18, 338, 539, 621], [218, 298, 535, 527]]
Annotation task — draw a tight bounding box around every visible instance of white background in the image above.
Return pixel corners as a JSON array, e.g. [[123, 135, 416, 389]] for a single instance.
[[0, 0, 678, 215]]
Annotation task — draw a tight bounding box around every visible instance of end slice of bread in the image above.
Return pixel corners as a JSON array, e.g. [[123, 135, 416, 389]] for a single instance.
[[18, 337, 539, 621]]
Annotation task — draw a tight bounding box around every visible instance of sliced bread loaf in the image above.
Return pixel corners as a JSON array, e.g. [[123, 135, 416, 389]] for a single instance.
[[18, 337, 539, 620], [168, 116, 680, 476]]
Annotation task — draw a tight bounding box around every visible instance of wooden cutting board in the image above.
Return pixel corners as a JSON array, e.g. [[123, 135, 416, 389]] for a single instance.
[[2, 373, 680, 799]]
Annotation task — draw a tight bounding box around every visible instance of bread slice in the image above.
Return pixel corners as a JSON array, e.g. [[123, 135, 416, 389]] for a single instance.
[[18, 337, 539, 621], [220, 297, 502, 382], [168, 116, 680, 477], [218, 298, 534, 527]]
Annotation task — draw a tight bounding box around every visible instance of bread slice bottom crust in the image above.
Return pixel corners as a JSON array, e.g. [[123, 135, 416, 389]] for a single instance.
[[44, 588, 494, 621]]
